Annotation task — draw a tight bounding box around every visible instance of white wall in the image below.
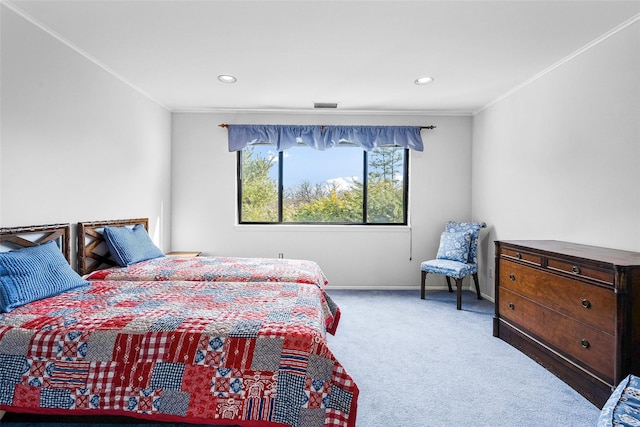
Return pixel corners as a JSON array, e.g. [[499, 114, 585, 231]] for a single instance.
[[0, 6, 172, 253], [472, 20, 640, 300], [171, 112, 474, 289]]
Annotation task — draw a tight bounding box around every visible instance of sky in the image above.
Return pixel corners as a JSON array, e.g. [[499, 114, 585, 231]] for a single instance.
[[251, 144, 405, 193], [257, 145, 364, 190]]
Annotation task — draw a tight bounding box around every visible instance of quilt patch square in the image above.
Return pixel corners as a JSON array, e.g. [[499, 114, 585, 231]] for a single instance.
[[149, 315, 185, 332], [59, 331, 89, 360], [85, 330, 118, 361], [12, 384, 41, 408], [181, 364, 215, 395], [150, 362, 185, 391], [73, 388, 100, 410], [0, 354, 28, 384], [327, 386, 353, 414], [251, 337, 284, 371], [215, 396, 244, 419], [304, 377, 328, 409], [123, 388, 161, 413], [40, 388, 75, 409], [194, 335, 225, 367], [48, 360, 90, 389], [274, 371, 306, 426], [28, 330, 61, 359], [158, 389, 190, 416], [299, 408, 326, 427], [164, 332, 200, 364], [0, 328, 33, 355], [86, 361, 117, 391], [211, 367, 243, 398], [230, 320, 262, 338], [280, 348, 309, 375], [224, 337, 256, 370], [242, 396, 276, 422], [307, 354, 334, 380], [23, 359, 49, 387], [243, 371, 277, 399]]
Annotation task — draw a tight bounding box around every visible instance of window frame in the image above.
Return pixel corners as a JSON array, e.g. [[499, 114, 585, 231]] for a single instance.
[[237, 144, 409, 226]]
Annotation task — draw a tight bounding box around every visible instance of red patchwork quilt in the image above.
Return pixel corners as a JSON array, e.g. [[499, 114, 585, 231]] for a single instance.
[[84, 256, 339, 334], [85, 256, 329, 288], [0, 280, 357, 427]]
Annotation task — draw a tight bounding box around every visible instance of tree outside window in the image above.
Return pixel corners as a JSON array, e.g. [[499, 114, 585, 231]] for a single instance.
[[238, 145, 407, 225]]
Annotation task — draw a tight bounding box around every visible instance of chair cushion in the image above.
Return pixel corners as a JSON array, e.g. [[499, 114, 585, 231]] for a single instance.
[[436, 231, 472, 263], [421, 259, 478, 279], [597, 374, 640, 427]]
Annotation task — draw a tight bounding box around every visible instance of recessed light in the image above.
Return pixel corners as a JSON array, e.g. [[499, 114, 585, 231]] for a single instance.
[[415, 76, 434, 85], [218, 74, 237, 83]]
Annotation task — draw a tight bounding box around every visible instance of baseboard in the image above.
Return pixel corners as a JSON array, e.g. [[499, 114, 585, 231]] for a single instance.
[[326, 285, 496, 303], [327, 285, 443, 291]]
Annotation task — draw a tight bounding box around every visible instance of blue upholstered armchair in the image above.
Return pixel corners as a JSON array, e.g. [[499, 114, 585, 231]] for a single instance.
[[420, 221, 486, 310]]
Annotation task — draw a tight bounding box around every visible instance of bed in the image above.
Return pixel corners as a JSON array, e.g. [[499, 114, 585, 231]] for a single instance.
[[0, 222, 358, 427], [77, 218, 340, 335]]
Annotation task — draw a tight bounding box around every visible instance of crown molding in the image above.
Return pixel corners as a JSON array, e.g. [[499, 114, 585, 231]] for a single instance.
[[2, 1, 171, 112], [171, 108, 474, 117], [474, 11, 640, 115]]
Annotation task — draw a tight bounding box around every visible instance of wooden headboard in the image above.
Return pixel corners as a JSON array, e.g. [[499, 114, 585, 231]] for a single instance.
[[0, 223, 71, 263], [76, 218, 149, 276]]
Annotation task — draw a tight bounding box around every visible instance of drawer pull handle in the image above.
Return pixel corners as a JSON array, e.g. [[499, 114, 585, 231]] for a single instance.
[[509, 274, 516, 281], [581, 339, 590, 349], [581, 299, 591, 309], [572, 265, 581, 274], [515, 252, 522, 259], [508, 302, 515, 310]]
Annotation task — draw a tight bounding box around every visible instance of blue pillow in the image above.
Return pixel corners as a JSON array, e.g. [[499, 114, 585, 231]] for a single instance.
[[0, 240, 89, 313], [103, 224, 164, 267], [436, 231, 472, 263]]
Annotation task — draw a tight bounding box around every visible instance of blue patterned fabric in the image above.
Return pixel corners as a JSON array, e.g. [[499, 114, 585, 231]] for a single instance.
[[228, 124, 424, 152], [0, 241, 89, 313], [598, 375, 640, 427], [103, 224, 164, 267], [444, 221, 484, 265], [436, 231, 472, 263], [420, 259, 477, 279], [421, 221, 484, 277]]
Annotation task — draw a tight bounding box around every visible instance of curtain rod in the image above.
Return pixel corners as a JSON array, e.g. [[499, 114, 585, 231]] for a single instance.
[[218, 124, 436, 130]]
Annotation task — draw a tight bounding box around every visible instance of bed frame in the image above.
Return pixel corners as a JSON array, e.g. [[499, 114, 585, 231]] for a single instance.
[[0, 223, 72, 423], [76, 218, 149, 276], [0, 223, 71, 262]]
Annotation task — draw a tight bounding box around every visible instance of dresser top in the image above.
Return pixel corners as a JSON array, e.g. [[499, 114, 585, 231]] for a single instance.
[[497, 240, 640, 267]]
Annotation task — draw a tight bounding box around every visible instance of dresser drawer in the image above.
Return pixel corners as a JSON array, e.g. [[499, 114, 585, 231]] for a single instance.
[[547, 258, 614, 285], [500, 248, 542, 266], [499, 259, 615, 334], [499, 287, 615, 382]]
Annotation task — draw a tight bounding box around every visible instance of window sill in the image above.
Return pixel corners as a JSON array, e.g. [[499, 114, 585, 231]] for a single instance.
[[234, 224, 411, 233]]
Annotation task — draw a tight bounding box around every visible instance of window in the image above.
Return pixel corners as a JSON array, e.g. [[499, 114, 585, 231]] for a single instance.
[[238, 144, 408, 225]]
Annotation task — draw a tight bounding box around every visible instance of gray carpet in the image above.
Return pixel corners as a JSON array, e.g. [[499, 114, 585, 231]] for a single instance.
[[2, 289, 602, 427], [326, 289, 602, 427]]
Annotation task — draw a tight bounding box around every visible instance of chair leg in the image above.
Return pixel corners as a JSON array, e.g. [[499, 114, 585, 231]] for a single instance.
[[455, 278, 463, 310], [445, 276, 453, 293], [472, 273, 483, 300], [421, 271, 427, 299]]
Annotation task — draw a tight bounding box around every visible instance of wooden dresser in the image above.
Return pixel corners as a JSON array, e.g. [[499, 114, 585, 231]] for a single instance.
[[494, 240, 640, 407]]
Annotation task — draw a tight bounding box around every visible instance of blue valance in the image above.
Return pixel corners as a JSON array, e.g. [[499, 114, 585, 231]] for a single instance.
[[226, 124, 424, 152]]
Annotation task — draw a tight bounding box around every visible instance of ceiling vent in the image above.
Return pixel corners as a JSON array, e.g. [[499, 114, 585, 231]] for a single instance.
[[314, 102, 338, 109]]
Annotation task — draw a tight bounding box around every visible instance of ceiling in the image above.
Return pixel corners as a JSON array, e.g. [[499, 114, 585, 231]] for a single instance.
[[5, 0, 640, 114]]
